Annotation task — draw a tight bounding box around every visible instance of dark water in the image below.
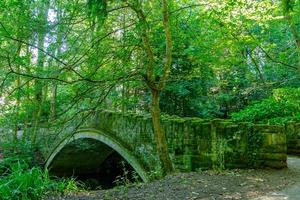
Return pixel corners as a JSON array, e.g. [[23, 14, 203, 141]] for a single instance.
[[66, 151, 140, 190]]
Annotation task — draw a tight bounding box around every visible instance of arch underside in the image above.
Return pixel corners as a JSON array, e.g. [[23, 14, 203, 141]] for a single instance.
[[45, 129, 149, 182]]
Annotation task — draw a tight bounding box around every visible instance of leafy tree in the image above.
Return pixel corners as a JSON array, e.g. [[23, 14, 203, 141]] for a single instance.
[[232, 87, 300, 124]]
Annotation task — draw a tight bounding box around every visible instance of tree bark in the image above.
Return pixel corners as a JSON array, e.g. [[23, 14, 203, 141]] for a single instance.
[[50, 84, 57, 120], [283, 2, 300, 76], [14, 43, 23, 142], [32, 1, 49, 144], [150, 88, 173, 174], [124, 0, 174, 174]]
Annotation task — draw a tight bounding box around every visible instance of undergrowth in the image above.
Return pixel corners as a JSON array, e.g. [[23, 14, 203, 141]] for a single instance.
[[0, 140, 80, 200], [231, 87, 300, 124]]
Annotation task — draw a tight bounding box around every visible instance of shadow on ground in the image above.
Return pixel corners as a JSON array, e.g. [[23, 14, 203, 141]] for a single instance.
[[47, 156, 300, 200]]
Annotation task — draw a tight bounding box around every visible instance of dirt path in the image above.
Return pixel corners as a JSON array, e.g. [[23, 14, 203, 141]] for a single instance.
[[48, 156, 300, 200], [255, 156, 300, 200]]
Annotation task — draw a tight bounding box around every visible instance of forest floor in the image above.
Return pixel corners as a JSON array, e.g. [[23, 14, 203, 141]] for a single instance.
[[47, 156, 300, 200]]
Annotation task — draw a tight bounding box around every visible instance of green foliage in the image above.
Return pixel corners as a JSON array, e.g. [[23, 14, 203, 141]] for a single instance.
[[231, 88, 300, 124], [247, 131, 264, 167], [87, 0, 107, 25], [211, 138, 232, 171], [0, 160, 61, 200], [282, 0, 295, 13], [113, 161, 134, 187], [0, 0, 299, 124], [0, 140, 81, 200], [0, 140, 37, 168]]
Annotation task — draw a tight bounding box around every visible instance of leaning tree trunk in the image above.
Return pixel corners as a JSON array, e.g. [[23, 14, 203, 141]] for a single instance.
[[124, 0, 174, 174], [150, 88, 173, 174]]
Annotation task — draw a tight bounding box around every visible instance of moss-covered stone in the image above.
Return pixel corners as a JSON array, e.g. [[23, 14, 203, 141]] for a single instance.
[[43, 110, 288, 179], [285, 122, 300, 156]]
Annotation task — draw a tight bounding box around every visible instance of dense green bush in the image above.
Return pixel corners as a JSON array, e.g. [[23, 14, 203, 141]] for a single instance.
[[231, 87, 300, 124], [0, 141, 79, 200], [0, 160, 65, 200]]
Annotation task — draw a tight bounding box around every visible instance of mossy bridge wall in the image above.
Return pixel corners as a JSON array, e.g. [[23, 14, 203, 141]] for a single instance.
[[42, 111, 287, 181], [286, 122, 300, 155]]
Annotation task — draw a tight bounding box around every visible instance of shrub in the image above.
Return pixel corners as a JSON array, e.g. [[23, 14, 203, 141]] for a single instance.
[[0, 159, 64, 200], [231, 87, 300, 124], [0, 140, 79, 200]]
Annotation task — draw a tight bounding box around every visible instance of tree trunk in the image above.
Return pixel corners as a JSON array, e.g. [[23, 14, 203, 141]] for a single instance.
[[14, 43, 22, 142], [50, 84, 57, 120], [125, 0, 174, 174], [283, 4, 300, 76], [286, 17, 300, 75], [32, 1, 49, 144], [150, 88, 173, 174]]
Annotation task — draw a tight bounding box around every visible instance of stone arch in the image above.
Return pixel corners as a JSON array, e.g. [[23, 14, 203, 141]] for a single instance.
[[45, 129, 149, 182]]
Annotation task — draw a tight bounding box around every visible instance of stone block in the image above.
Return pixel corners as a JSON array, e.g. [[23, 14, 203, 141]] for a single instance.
[[254, 124, 284, 133], [261, 144, 287, 153], [261, 133, 286, 147], [264, 160, 287, 169], [258, 153, 287, 161]]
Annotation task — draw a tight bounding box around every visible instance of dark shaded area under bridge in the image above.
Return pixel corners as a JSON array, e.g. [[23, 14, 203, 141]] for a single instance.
[[48, 138, 140, 189]]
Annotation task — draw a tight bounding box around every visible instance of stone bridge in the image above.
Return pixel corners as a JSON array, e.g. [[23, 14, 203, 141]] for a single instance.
[[41, 111, 287, 182]]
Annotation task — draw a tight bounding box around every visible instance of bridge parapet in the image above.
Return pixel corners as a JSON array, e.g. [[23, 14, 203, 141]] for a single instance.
[[93, 111, 287, 171], [285, 122, 300, 155], [43, 111, 287, 180]]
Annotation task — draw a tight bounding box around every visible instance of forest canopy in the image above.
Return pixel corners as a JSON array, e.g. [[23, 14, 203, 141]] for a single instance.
[[0, 0, 299, 147], [0, 0, 299, 125]]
